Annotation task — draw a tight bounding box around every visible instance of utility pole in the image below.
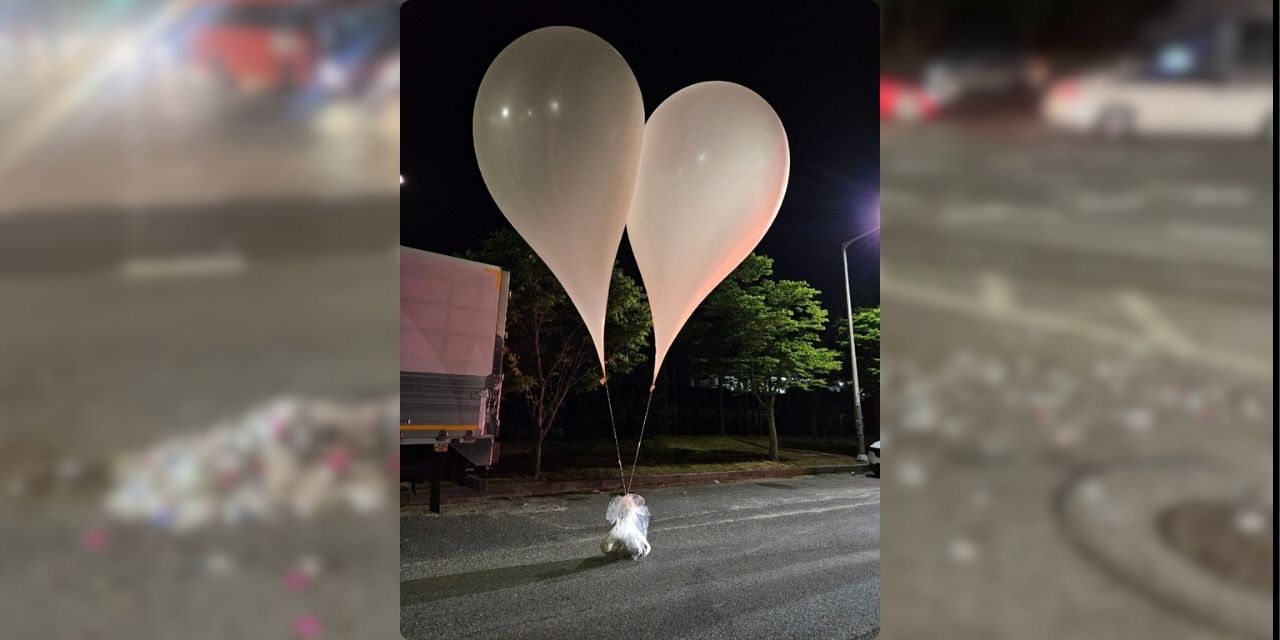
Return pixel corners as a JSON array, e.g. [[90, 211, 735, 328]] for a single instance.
[[841, 228, 877, 461]]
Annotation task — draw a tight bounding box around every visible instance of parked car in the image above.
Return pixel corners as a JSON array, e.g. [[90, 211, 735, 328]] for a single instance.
[[1043, 5, 1273, 140], [868, 441, 880, 477], [188, 0, 318, 95], [880, 75, 940, 123], [923, 47, 1034, 107], [186, 0, 398, 98]]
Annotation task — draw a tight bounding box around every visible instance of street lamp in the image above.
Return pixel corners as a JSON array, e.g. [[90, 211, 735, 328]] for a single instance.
[[841, 226, 878, 462]]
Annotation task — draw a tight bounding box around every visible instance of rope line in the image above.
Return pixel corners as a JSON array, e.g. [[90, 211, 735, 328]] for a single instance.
[[602, 378, 627, 493], [624, 388, 656, 495]]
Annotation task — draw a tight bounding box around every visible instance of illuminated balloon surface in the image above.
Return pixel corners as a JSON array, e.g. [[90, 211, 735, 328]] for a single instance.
[[473, 26, 645, 374], [626, 81, 790, 383]]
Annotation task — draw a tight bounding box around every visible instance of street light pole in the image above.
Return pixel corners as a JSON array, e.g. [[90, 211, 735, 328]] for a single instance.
[[841, 227, 877, 462]]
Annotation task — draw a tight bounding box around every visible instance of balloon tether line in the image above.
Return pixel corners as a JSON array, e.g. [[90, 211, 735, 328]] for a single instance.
[[601, 373, 627, 494], [624, 385, 656, 495]]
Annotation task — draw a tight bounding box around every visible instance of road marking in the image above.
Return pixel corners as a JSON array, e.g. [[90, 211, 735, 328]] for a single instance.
[[1068, 191, 1148, 215], [884, 157, 943, 176], [118, 253, 246, 280], [942, 202, 1015, 225], [882, 270, 1269, 378], [525, 491, 882, 533], [1151, 184, 1255, 208], [655, 500, 879, 533], [400, 498, 880, 574], [880, 187, 923, 206], [978, 271, 1015, 313], [1167, 223, 1269, 248], [1115, 290, 1195, 356]]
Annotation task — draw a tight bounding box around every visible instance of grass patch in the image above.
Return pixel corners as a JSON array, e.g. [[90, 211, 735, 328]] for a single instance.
[[489, 435, 861, 483]]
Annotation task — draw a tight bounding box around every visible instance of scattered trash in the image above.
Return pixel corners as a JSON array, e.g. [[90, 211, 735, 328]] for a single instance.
[[292, 613, 323, 639], [80, 526, 109, 552], [203, 551, 234, 577], [948, 537, 979, 564], [897, 459, 927, 488], [103, 396, 398, 533], [283, 568, 313, 593], [284, 553, 324, 592], [1234, 508, 1267, 536], [1078, 480, 1106, 504], [298, 554, 323, 578], [1051, 427, 1080, 449]]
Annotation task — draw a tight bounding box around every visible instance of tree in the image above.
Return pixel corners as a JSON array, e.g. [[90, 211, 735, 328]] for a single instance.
[[684, 254, 841, 461], [467, 229, 650, 479], [833, 307, 880, 402]]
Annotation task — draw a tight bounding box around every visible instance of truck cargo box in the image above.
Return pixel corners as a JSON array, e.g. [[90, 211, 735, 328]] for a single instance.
[[400, 247, 508, 469]]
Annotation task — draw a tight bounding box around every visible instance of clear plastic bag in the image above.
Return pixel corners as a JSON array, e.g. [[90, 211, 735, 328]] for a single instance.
[[600, 493, 651, 559]]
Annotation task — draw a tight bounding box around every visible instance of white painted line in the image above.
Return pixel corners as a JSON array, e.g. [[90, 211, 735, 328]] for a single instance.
[[942, 203, 1015, 225], [402, 498, 880, 573], [656, 500, 879, 533], [1115, 290, 1195, 355], [118, 253, 247, 280], [1167, 223, 1269, 248], [978, 271, 1015, 313], [882, 271, 1269, 378], [1069, 191, 1147, 215], [880, 187, 923, 206]]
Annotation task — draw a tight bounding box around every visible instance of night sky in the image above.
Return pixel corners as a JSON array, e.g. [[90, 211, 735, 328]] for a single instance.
[[401, 0, 881, 314]]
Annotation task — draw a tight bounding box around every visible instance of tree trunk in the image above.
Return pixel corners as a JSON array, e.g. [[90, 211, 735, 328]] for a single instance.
[[671, 372, 678, 436], [532, 427, 547, 480], [718, 385, 725, 436], [765, 394, 779, 462]]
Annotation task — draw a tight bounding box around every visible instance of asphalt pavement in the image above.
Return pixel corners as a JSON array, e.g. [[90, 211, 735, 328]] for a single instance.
[[401, 474, 881, 640], [879, 123, 1272, 640]]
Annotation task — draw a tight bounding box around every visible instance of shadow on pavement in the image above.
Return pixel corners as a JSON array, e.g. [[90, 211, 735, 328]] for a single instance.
[[401, 555, 624, 604]]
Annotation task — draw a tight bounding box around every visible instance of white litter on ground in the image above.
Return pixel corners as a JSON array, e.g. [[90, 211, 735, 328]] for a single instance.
[[103, 396, 398, 533]]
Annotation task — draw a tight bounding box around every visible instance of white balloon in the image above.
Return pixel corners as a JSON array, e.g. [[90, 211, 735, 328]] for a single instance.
[[627, 82, 790, 384], [473, 27, 645, 375]]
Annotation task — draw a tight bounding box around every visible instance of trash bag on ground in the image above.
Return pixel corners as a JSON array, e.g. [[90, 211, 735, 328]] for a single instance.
[[600, 493, 651, 559]]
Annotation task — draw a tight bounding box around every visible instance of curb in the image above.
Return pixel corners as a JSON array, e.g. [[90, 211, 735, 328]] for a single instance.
[[403, 463, 871, 506]]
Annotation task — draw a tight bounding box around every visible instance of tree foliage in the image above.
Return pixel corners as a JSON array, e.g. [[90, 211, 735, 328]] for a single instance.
[[832, 306, 880, 400], [466, 229, 650, 479], [683, 254, 841, 460]]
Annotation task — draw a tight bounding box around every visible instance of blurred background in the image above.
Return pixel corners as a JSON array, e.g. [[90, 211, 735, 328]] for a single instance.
[[880, 0, 1273, 639], [0, 0, 401, 638], [0, 0, 1272, 638]]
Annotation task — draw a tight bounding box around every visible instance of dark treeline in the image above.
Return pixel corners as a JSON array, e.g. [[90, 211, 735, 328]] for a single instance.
[[495, 366, 880, 445]]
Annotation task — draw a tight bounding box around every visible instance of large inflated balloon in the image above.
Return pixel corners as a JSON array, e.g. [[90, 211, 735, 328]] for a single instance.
[[627, 81, 790, 384], [473, 27, 645, 375]]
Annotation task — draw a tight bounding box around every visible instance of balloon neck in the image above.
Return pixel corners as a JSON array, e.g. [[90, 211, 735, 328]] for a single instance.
[[649, 384, 656, 393], [599, 376, 607, 385]]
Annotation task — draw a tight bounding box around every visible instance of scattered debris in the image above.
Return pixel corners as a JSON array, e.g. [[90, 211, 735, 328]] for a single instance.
[[103, 396, 398, 533]]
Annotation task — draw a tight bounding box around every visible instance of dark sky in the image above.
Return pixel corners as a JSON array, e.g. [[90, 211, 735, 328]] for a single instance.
[[401, 0, 881, 313]]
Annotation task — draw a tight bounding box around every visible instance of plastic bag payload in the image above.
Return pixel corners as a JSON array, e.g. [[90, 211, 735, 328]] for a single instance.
[[600, 493, 651, 559]]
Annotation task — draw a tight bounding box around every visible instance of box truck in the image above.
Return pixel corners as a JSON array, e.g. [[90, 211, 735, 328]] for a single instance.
[[400, 247, 509, 511]]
